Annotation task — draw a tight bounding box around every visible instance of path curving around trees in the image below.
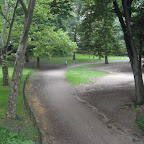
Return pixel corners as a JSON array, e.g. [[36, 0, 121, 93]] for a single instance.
[[26, 60, 144, 144]]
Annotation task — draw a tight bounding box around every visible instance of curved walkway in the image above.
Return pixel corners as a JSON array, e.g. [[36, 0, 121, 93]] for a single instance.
[[26, 61, 143, 144]]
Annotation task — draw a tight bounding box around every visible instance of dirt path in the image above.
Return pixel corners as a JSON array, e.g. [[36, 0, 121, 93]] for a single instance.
[[77, 62, 144, 138], [26, 61, 144, 144]]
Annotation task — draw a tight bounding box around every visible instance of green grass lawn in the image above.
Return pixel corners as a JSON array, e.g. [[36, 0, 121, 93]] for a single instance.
[[0, 67, 38, 144], [41, 54, 129, 64], [66, 64, 109, 86]]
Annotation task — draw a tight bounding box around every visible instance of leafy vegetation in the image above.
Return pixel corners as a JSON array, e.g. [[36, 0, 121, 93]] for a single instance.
[[0, 126, 35, 144], [66, 64, 109, 85], [137, 116, 144, 131], [0, 67, 38, 143]]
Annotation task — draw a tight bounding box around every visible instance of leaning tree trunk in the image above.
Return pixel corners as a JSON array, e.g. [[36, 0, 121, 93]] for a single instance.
[[113, 0, 144, 104], [7, 0, 35, 119]]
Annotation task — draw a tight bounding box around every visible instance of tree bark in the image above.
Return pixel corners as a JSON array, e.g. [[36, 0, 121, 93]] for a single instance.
[[73, 52, 76, 60], [7, 0, 35, 119], [73, 28, 77, 60], [25, 52, 30, 62], [113, 0, 144, 104], [1, 0, 18, 86], [0, 0, 10, 86], [105, 55, 108, 64], [37, 57, 40, 68]]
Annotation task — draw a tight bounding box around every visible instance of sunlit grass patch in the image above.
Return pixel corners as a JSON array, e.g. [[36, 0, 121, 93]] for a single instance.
[[66, 64, 109, 86]]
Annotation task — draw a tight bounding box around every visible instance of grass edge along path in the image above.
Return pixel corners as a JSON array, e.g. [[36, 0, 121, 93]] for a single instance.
[[66, 64, 109, 86], [0, 67, 39, 144]]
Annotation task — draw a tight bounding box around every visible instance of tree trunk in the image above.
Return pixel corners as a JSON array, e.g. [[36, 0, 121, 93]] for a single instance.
[[7, 0, 35, 119], [2, 65, 9, 86], [73, 52, 76, 60], [1, 0, 18, 86], [73, 27, 77, 60], [105, 55, 108, 64], [37, 57, 40, 68], [0, 0, 10, 86], [113, 0, 144, 104], [132, 61, 144, 104], [25, 52, 30, 62]]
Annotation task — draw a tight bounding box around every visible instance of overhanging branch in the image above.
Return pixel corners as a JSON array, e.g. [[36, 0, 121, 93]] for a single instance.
[[18, 0, 28, 15]]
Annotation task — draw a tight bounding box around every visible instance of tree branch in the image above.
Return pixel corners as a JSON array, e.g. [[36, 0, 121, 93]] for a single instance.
[[113, 0, 133, 58], [0, 5, 9, 22], [0, 0, 11, 48], [18, 0, 28, 15], [5, 0, 19, 50]]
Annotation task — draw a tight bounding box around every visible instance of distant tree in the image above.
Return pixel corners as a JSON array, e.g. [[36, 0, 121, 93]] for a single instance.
[[79, 1, 120, 63]]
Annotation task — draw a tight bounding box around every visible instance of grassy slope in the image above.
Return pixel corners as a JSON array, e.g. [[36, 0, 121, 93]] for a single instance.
[[0, 67, 38, 144], [41, 54, 129, 64], [66, 64, 109, 86]]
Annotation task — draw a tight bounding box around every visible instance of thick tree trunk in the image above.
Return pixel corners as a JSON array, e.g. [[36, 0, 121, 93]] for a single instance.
[[7, 0, 35, 119], [37, 57, 40, 68], [105, 55, 108, 64], [132, 61, 144, 104], [113, 0, 144, 104]]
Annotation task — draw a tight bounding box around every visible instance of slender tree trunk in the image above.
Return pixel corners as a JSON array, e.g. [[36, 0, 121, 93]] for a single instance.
[[7, 0, 35, 119], [2, 65, 9, 86], [73, 28, 77, 60], [0, 0, 10, 86], [113, 0, 144, 104], [1, 0, 18, 86], [37, 57, 40, 68], [105, 55, 108, 64], [25, 52, 30, 62], [73, 52, 76, 60], [2, 48, 9, 86]]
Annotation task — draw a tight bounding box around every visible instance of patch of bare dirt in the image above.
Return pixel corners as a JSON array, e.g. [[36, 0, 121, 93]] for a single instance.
[[76, 62, 144, 137]]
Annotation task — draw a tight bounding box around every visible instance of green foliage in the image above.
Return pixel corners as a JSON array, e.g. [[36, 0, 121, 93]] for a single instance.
[[137, 115, 144, 131], [0, 127, 35, 144], [79, 0, 122, 57], [30, 27, 77, 57], [66, 64, 109, 85]]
